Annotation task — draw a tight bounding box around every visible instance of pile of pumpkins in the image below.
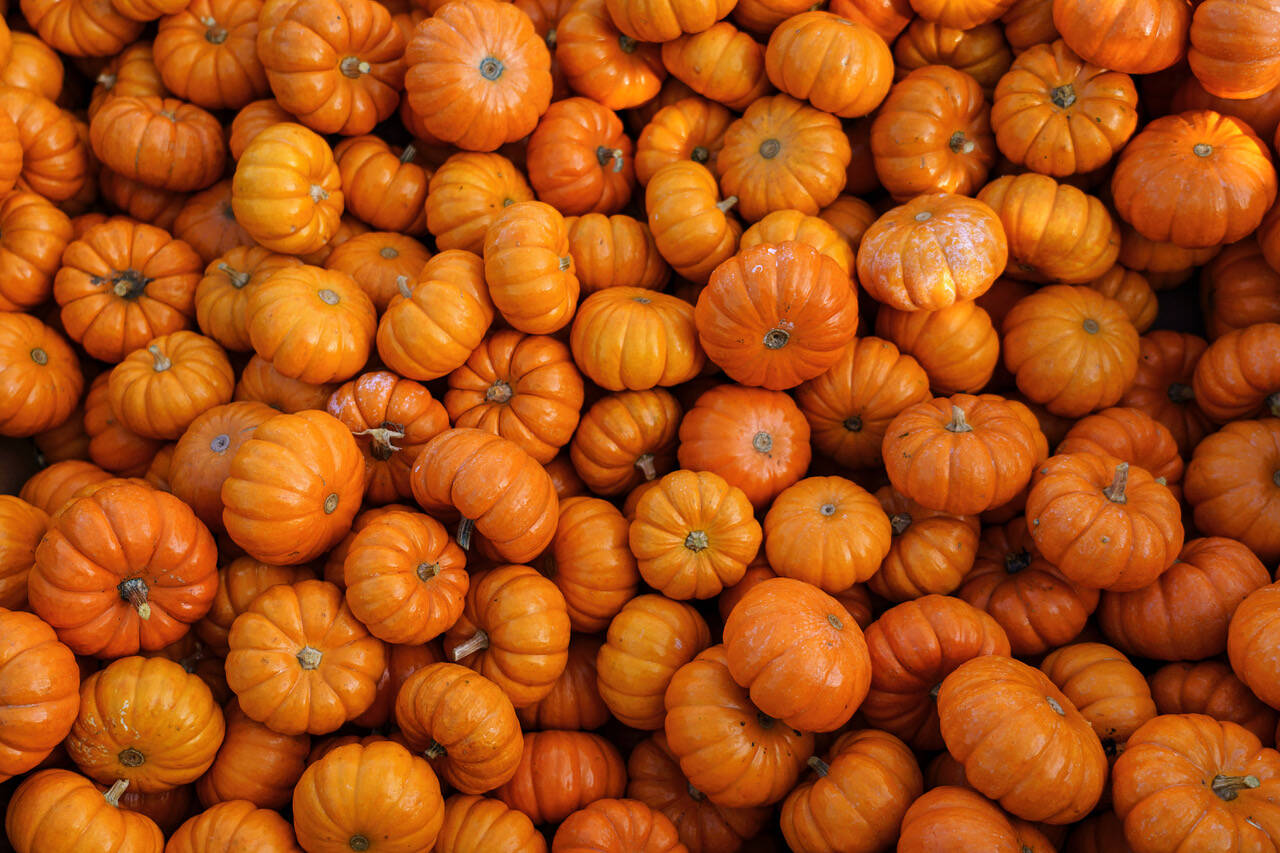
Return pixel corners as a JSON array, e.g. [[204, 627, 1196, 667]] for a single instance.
[[2, 0, 1280, 848]]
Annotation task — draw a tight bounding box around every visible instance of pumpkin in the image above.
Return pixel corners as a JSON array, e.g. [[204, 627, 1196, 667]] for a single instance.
[[89, 96, 224, 192], [571, 288, 704, 392], [897, 786, 1057, 852], [395, 662, 523, 794], [194, 246, 299, 353], [516, 636, 608, 731], [32, 407, 91, 468], [18, 459, 111, 516], [938, 655, 1108, 823], [780, 730, 923, 853], [342, 510, 467, 646], [1193, 322, 1280, 422], [231, 122, 343, 256], [404, 0, 552, 151], [333, 138, 430, 234], [1228, 582, 1280, 711], [1184, 418, 1280, 563], [492, 731, 625, 825], [556, 0, 665, 111], [723, 577, 870, 732], [976, 173, 1120, 283], [96, 169, 187, 232], [411, 428, 558, 563], [635, 96, 733, 186], [0, 190, 73, 312], [1056, 406, 1184, 496], [1118, 331, 1213, 456], [5, 769, 164, 853], [1188, 0, 1280, 100], [54, 218, 201, 363], [571, 389, 682, 495], [484, 200, 579, 334], [664, 645, 813, 808], [0, 311, 82, 439], [443, 564, 570, 707], [1118, 221, 1220, 285], [0, 497, 46, 610], [764, 11, 893, 119], [151, 0, 268, 111], [871, 487, 982, 602], [29, 481, 217, 658], [795, 337, 931, 470], [1112, 714, 1280, 850], [1052, 0, 1188, 75], [349, 641, 441, 730], [546, 497, 639, 633], [86, 42, 163, 119], [858, 193, 1007, 311], [324, 233, 431, 313], [0, 87, 88, 202], [226, 579, 386, 735], [168, 402, 275, 532], [1112, 111, 1277, 250], [645, 160, 742, 284], [739, 209, 855, 273], [1085, 265, 1157, 334], [1201, 239, 1280, 340], [677, 384, 812, 510], [761, 476, 890, 592], [82, 374, 165, 477], [910, 0, 1016, 28], [327, 371, 449, 505], [67, 655, 224, 791], [221, 410, 364, 565], [172, 182, 255, 267], [1148, 661, 1278, 743], [436, 795, 546, 853], [196, 558, 313, 655], [871, 66, 995, 201], [1002, 285, 1140, 417], [1173, 77, 1280, 143], [526, 97, 635, 216], [893, 21, 1012, 94], [106, 331, 233, 441], [829, 0, 912, 41], [166, 800, 300, 853], [1038, 642, 1157, 746], [875, 300, 1000, 394], [551, 799, 685, 853], [716, 94, 849, 221], [1027, 452, 1184, 591], [425, 152, 534, 253], [226, 100, 293, 160], [861, 595, 1009, 751], [626, 734, 769, 853], [605, 0, 736, 43], [259, 0, 404, 136], [882, 394, 1041, 516], [564, 214, 670, 293], [0, 609, 79, 781], [293, 741, 443, 853], [991, 40, 1138, 176], [0, 32, 64, 101], [199, 716, 285, 780], [234, 355, 339, 414], [376, 277, 489, 383]]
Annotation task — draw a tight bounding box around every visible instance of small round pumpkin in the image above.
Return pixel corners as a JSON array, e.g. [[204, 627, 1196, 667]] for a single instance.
[[0, 311, 82, 439], [762, 476, 891, 592], [764, 11, 893, 119], [571, 288, 704, 392], [5, 769, 164, 853], [484, 200, 580, 335], [645, 160, 742, 284], [1184, 418, 1280, 564]]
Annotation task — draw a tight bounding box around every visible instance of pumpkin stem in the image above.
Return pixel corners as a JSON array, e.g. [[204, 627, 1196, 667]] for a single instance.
[[1049, 84, 1076, 108], [819, 502, 837, 517], [558, 255, 572, 271], [352, 426, 404, 461], [416, 561, 440, 582], [425, 740, 447, 759], [399, 143, 417, 164], [596, 146, 625, 173], [1267, 392, 1280, 418], [309, 184, 329, 203], [456, 518, 475, 550], [752, 431, 773, 453], [349, 835, 371, 851], [1273, 470, 1280, 488], [118, 577, 152, 620], [949, 131, 975, 154], [1193, 142, 1213, 158], [687, 783, 705, 801], [339, 56, 371, 77], [103, 779, 131, 808], [716, 195, 738, 213], [1005, 550, 1032, 573], [111, 269, 150, 299], [201, 16, 228, 43], [1082, 318, 1100, 334], [929, 682, 942, 699], [485, 380, 513, 404], [890, 513, 912, 535], [807, 755, 831, 777], [684, 530, 709, 552], [323, 493, 340, 514], [381, 246, 400, 259], [843, 415, 862, 433], [148, 345, 171, 372], [478, 56, 504, 80], [1167, 382, 1194, 404], [1211, 774, 1261, 800], [29, 347, 48, 365], [97, 71, 117, 90], [217, 262, 251, 289], [945, 406, 972, 433], [545, 28, 557, 50], [634, 453, 657, 481], [397, 278, 414, 299], [450, 629, 489, 661], [296, 646, 323, 670], [762, 328, 790, 349], [1103, 462, 1129, 504], [758, 138, 781, 159], [691, 145, 710, 164]]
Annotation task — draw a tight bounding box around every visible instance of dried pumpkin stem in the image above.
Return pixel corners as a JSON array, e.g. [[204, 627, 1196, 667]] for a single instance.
[[456, 518, 475, 550], [756, 711, 776, 730], [148, 345, 171, 372], [424, 741, 447, 759], [890, 513, 912, 535], [1005, 550, 1032, 573], [596, 146, 625, 173], [486, 380, 513, 404], [945, 406, 972, 433], [843, 415, 862, 433], [691, 145, 710, 164], [450, 629, 489, 661], [687, 784, 705, 801], [118, 577, 152, 620], [635, 453, 657, 481], [29, 348, 48, 366], [399, 143, 417, 164], [1211, 774, 1260, 800], [1267, 392, 1280, 418], [716, 195, 738, 214], [118, 747, 145, 767], [217, 263, 251, 289], [416, 561, 440, 582], [684, 530, 709, 552], [618, 34, 637, 53], [296, 646, 323, 670], [752, 432, 774, 453], [949, 131, 975, 154], [1050, 84, 1076, 108], [807, 756, 831, 777], [111, 269, 149, 299], [339, 56, 371, 77], [1103, 462, 1129, 504], [349, 835, 371, 851], [352, 426, 404, 461], [102, 779, 131, 808]]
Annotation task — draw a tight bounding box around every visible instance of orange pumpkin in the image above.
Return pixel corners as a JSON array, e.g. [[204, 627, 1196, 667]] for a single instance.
[[1038, 642, 1157, 747], [194, 246, 300, 354], [0, 88, 90, 202], [495, 731, 627, 825], [435, 794, 546, 853], [0, 496, 47, 610], [1201, 239, 1280, 340], [1193, 323, 1280, 422], [556, 0, 666, 111], [739, 209, 855, 273], [1148, 661, 1278, 743], [106, 331, 233, 441], [764, 11, 893, 118], [484, 200, 580, 334], [1056, 406, 1184, 497], [661, 25, 771, 112], [1052, 0, 1189, 75], [334, 137, 430, 235], [426, 152, 535, 253], [762, 476, 891, 592], [168, 402, 276, 532], [871, 487, 982, 601], [166, 801, 300, 853], [526, 97, 635, 216], [324, 232, 431, 314], [565, 213, 671, 293], [1118, 330, 1214, 456], [645, 161, 742, 284], [233, 355, 338, 414], [0, 609, 79, 782], [1188, 0, 1280, 100], [0, 311, 82, 439], [571, 389, 682, 495], [893, 21, 1013, 94], [634, 96, 733, 186], [89, 96, 225, 193], [377, 277, 490, 383], [5, 770, 164, 853], [571, 288, 704, 392], [1185, 418, 1280, 564], [0, 190, 74, 312], [875, 299, 1000, 394], [546, 496, 640, 633], [231, 122, 343, 256], [897, 785, 1058, 851]]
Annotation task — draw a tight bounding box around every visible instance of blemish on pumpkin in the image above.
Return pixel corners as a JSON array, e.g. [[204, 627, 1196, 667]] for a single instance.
[[1044, 696, 1065, 715], [323, 493, 340, 514], [210, 433, 230, 453], [1193, 143, 1213, 158]]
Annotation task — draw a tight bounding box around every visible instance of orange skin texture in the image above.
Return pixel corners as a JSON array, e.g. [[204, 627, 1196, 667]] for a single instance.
[[377, 278, 490, 382], [892, 21, 1013, 94], [723, 577, 872, 732], [1038, 642, 1157, 745], [165, 800, 301, 853], [89, 95, 224, 192], [781, 730, 924, 853], [1052, 0, 1190, 75], [896, 785, 1058, 852], [909, 0, 1017, 29], [1112, 714, 1280, 850], [663, 645, 815, 809], [1111, 110, 1278, 250], [333, 137, 431, 234], [0, 609, 79, 782], [169, 401, 276, 532], [566, 213, 671, 292], [571, 389, 682, 496], [861, 594, 1011, 751], [829, 0, 913, 42], [516, 636, 610, 731], [1086, 265, 1158, 333], [741, 209, 855, 273], [882, 393, 1042, 517], [1148, 661, 1278, 744], [1200, 239, 1280, 341], [494, 731, 627, 825], [870, 488, 981, 603], [0, 496, 47, 610], [556, 0, 666, 112], [0, 88, 89, 202], [1229, 583, 1280, 711], [1193, 322, 1280, 422], [551, 799, 686, 853], [0, 190, 74, 312], [404, 0, 552, 152], [547, 496, 640, 633], [107, 331, 234, 441], [0, 311, 82, 438], [938, 656, 1108, 824], [571, 288, 704, 392], [6, 769, 164, 853], [875, 299, 1000, 394], [763, 476, 891, 592], [857, 192, 1008, 311], [764, 12, 893, 119], [1188, 0, 1280, 100], [195, 246, 301, 353], [606, 0, 738, 47], [484, 200, 580, 335], [1185, 419, 1280, 564], [436, 794, 546, 853], [526, 97, 636, 216], [196, 699, 311, 809]]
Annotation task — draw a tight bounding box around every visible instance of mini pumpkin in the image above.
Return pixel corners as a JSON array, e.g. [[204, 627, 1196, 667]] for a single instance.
[[571, 389, 682, 496], [426, 151, 535, 253], [526, 97, 636, 216], [764, 11, 893, 118], [645, 160, 742, 284], [0, 311, 82, 439], [89, 96, 224, 192], [1184, 418, 1280, 564], [484, 200, 580, 335], [571, 288, 704, 392], [5, 770, 163, 853], [762, 476, 891, 592], [871, 487, 982, 602], [660, 24, 771, 112]]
